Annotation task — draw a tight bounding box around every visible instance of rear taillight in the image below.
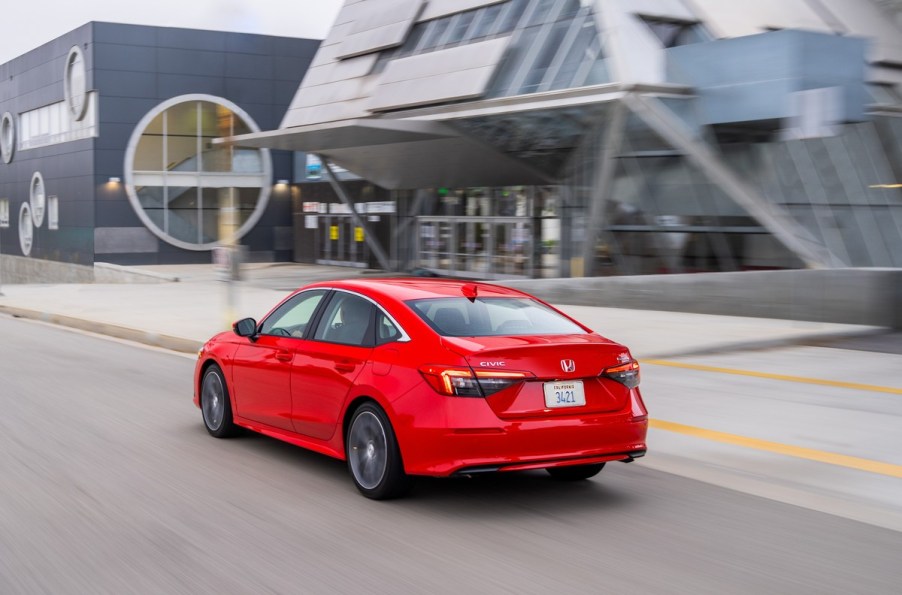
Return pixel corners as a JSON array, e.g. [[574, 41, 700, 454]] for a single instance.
[[630, 391, 648, 421], [419, 366, 532, 397], [602, 360, 640, 389]]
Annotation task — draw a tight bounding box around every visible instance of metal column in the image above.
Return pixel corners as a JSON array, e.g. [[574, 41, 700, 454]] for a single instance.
[[582, 99, 627, 277], [320, 158, 392, 271]]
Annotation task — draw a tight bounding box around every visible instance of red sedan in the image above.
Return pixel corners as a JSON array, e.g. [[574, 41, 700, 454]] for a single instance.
[[194, 279, 648, 499]]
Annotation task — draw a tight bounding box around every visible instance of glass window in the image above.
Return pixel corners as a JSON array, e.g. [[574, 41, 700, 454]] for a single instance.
[[496, 0, 530, 35], [260, 290, 327, 337], [47, 195, 59, 230], [400, 24, 426, 56], [419, 17, 452, 51], [314, 293, 376, 346], [407, 297, 587, 336], [469, 3, 504, 40], [638, 16, 711, 48], [445, 11, 476, 46], [550, 20, 595, 90], [124, 95, 271, 251], [519, 18, 569, 93], [376, 310, 402, 345], [524, 0, 554, 27]]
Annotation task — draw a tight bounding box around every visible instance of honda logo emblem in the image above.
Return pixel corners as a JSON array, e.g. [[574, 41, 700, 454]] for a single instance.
[[560, 359, 576, 373]]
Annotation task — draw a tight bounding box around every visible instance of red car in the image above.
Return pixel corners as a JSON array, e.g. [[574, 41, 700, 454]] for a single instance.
[[194, 279, 648, 499]]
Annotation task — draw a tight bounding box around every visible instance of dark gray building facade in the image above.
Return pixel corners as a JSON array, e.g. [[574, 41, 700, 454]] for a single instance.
[[0, 22, 318, 266]]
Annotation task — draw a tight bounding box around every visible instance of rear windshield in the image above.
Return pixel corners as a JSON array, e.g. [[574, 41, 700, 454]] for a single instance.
[[406, 297, 587, 337]]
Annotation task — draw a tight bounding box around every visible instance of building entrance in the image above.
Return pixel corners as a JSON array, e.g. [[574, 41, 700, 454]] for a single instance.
[[411, 186, 561, 279], [316, 214, 370, 268]]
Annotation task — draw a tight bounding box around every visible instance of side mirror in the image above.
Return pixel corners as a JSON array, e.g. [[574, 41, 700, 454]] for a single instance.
[[233, 317, 258, 339]]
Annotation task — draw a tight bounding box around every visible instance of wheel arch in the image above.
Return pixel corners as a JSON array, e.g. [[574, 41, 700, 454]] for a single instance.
[[340, 393, 401, 450], [197, 357, 238, 413]]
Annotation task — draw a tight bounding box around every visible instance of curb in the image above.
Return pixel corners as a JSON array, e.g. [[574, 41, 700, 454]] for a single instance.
[[635, 328, 889, 360], [93, 262, 181, 283], [0, 304, 890, 360], [0, 305, 202, 354]]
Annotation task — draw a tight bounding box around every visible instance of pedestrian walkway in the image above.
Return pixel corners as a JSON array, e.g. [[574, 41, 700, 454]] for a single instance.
[[0, 263, 887, 357]]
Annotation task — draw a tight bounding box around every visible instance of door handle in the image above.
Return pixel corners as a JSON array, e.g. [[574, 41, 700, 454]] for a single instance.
[[275, 351, 292, 362], [335, 361, 356, 373]]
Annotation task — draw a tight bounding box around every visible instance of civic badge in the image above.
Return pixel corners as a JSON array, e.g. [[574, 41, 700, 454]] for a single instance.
[[560, 359, 576, 373]]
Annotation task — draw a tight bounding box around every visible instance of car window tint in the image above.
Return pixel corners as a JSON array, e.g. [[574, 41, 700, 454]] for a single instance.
[[313, 293, 375, 346], [259, 290, 326, 337], [375, 310, 402, 345], [407, 297, 586, 337]]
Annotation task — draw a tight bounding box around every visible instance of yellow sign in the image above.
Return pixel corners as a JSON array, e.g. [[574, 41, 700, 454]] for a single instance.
[[354, 227, 365, 242], [329, 225, 339, 240]]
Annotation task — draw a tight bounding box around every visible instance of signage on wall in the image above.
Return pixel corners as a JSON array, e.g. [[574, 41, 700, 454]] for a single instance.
[[354, 227, 365, 242], [329, 225, 339, 240], [306, 154, 350, 180], [0, 199, 9, 228], [306, 154, 322, 180]]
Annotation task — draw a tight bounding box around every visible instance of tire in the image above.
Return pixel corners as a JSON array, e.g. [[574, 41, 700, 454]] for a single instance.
[[546, 463, 605, 481], [200, 364, 239, 438], [346, 403, 412, 500]]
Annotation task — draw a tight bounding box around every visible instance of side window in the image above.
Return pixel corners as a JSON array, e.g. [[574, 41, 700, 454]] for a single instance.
[[313, 293, 375, 347], [375, 310, 402, 345], [259, 290, 327, 337]]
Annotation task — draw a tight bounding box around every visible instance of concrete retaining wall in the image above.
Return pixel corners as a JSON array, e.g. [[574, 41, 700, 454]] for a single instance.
[[0, 254, 95, 284], [0, 255, 175, 284], [501, 269, 902, 329]]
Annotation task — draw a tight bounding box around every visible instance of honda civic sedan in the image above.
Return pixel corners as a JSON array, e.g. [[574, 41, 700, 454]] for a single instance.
[[194, 279, 648, 499]]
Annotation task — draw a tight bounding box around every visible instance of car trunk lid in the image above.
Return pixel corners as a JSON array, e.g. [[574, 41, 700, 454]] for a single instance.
[[442, 334, 634, 419]]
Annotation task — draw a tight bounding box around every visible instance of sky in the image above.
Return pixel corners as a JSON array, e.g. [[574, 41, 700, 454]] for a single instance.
[[0, 0, 345, 65]]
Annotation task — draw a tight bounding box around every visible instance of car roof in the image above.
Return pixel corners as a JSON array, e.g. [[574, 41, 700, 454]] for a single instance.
[[303, 278, 531, 302]]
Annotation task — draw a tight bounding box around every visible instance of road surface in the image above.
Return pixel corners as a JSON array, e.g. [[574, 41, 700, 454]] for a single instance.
[[1, 315, 899, 593]]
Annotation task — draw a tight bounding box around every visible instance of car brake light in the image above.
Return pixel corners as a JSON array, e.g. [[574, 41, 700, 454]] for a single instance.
[[419, 366, 532, 397], [602, 360, 640, 389]]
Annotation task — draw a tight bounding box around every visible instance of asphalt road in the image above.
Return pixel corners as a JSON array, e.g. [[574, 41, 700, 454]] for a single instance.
[[1, 315, 899, 594]]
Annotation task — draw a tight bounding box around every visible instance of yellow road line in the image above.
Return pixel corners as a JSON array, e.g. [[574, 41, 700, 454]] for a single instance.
[[650, 419, 902, 479], [643, 359, 902, 395]]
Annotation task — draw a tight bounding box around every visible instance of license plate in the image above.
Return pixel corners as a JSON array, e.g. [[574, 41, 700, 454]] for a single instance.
[[543, 380, 586, 408]]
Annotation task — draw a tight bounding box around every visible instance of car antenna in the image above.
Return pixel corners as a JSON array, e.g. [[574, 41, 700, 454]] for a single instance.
[[462, 283, 478, 302]]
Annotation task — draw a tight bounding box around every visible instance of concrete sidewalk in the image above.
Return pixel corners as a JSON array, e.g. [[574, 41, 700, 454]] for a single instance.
[[0, 263, 886, 357]]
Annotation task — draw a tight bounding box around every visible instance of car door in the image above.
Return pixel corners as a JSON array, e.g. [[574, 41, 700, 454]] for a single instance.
[[230, 289, 328, 430], [290, 291, 374, 440]]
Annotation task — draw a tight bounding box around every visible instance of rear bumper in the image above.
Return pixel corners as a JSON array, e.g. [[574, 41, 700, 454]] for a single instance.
[[452, 449, 646, 476], [391, 385, 648, 476]]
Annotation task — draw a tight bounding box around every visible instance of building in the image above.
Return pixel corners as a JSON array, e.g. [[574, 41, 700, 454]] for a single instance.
[[0, 22, 318, 269], [233, 0, 902, 278]]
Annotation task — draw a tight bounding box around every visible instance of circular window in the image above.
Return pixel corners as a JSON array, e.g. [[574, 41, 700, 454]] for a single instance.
[[0, 112, 14, 164], [19, 202, 34, 256], [65, 46, 88, 121], [124, 94, 272, 251], [30, 171, 46, 227]]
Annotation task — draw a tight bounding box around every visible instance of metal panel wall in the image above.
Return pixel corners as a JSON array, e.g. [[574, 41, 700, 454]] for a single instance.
[[337, 0, 424, 59], [368, 37, 511, 111], [419, 0, 507, 21]]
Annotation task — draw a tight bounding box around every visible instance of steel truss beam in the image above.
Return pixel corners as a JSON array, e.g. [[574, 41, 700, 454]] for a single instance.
[[321, 158, 393, 271], [623, 93, 845, 269]]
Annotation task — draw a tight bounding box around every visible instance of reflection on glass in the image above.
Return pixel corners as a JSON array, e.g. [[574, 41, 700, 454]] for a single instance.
[[129, 98, 269, 248]]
